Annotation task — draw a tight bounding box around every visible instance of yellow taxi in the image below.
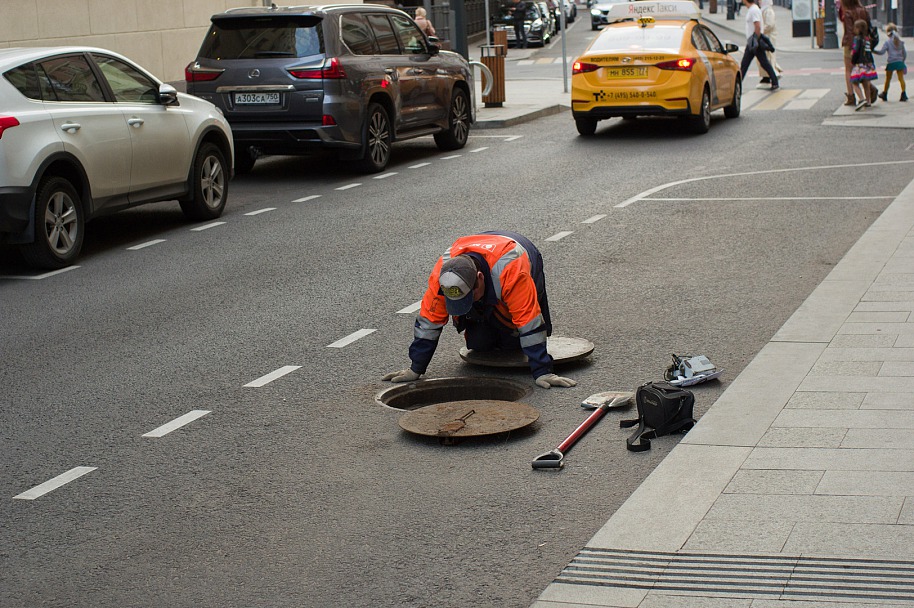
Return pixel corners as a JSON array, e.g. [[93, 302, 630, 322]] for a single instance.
[[571, 0, 741, 135]]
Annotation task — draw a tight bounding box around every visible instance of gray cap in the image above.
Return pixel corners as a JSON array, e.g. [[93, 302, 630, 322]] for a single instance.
[[439, 255, 477, 315]]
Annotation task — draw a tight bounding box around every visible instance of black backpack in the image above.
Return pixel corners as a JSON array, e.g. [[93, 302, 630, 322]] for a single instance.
[[620, 381, 696, 452]]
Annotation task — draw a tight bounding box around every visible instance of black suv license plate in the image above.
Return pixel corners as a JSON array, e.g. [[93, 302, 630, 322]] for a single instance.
[[234, 92, 281, 105]]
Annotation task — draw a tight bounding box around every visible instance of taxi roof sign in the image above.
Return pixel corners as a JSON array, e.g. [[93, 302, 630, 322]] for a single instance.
[[605, 1, 701, 21]]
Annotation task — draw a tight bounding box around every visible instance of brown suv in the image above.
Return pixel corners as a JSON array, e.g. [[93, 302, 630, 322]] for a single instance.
[[186, 4, 475, 173]]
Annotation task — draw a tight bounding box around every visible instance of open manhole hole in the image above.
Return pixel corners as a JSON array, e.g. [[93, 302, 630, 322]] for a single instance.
[[376, 376, 530, 411]]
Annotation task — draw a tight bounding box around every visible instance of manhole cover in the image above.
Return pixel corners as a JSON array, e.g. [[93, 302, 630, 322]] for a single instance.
[[398, 399, 539, 440], [377, 377, 530, 411], [459, 336, 594, 368]]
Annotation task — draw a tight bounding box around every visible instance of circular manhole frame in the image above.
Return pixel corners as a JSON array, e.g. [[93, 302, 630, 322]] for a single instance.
[[376, 376, 532, 411]]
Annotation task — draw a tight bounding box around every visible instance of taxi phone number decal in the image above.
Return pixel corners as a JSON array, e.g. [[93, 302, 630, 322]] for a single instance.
[[593, 90, 658, 100]]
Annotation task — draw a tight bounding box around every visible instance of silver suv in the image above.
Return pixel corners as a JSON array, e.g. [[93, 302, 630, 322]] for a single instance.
[[0, 47, 233, 269], [185, 4, 475, 173]]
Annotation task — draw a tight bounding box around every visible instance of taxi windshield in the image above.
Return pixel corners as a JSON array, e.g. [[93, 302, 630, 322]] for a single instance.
[[588, 24, 685, 53]]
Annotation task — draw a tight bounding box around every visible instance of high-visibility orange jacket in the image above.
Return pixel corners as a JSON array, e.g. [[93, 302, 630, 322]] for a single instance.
[[408, 231, 553, 378]]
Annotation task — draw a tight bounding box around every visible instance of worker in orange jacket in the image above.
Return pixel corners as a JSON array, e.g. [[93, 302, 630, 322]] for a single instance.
[[383, 231, 577, 389]]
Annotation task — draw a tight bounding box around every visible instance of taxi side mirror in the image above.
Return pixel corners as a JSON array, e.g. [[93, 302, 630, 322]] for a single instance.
[[724, 42, 739, 53]]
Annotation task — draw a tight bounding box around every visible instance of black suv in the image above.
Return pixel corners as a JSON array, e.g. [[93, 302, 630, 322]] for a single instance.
[[186, 4, 475, 173]]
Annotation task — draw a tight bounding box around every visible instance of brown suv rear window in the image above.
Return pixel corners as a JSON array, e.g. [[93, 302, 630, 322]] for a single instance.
[[200, 16, 324, 59]]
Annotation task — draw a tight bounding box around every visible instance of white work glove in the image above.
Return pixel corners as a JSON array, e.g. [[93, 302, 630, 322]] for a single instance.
[[535, 373, 577, 389], [382, 369, 421, 383]]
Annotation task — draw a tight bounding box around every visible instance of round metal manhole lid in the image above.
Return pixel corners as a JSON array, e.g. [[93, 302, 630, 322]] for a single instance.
[[459, 336, 595, 368], [398, 400, 540, 439]]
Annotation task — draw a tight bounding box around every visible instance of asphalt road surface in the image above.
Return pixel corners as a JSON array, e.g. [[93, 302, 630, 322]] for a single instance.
[[3, 19, 914, 608]]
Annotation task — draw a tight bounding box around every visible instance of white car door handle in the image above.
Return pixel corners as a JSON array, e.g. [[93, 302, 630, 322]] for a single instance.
[[127, 118, 145, 127], [61, 122, 81, 133]]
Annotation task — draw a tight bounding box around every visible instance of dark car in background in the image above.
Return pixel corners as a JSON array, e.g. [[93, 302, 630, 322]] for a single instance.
[[185, 4, 474, 173], [491, 2, 552, 47]]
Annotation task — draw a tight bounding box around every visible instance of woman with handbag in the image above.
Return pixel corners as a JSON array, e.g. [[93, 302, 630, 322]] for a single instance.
[[840, 0, 876, 105], [758, 0, 784, 85]]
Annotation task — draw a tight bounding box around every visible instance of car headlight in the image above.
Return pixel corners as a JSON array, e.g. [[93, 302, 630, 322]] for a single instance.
[[533, 19, 543, 27], [591, 8, 601, 15]]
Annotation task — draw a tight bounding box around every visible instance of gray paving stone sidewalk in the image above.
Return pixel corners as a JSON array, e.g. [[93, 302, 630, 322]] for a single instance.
[[531, 126, 914, 608]]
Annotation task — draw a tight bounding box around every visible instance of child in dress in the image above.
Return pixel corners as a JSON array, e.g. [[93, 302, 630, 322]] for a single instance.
[[873, 23, 908, 101], [850, 19, 879, 109]]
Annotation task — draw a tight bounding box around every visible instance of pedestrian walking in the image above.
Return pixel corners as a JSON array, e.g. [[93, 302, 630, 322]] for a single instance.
[[512, 0, 529, 48], [850, 18, 879, 109], [873, 23, 908, 101], [758, 0, 783, 85], [382, 231, 577, 389], [413, 7, 436, 37], [839, 0, 874, 105], [740, 0, 779, 90]]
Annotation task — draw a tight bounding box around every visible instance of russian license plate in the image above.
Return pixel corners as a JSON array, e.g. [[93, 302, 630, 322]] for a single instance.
[[605, 67, 648, 79], [234, 92, 281, 105]]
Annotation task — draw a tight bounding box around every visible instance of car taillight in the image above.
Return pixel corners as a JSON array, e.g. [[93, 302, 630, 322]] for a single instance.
[[0, 116, 20, 140], [185, 62, 225, 82], [572, 61, 599, 75], [656, 58, 694, 71], [322, 115, 336, 126], [288, 57, 346, 79]]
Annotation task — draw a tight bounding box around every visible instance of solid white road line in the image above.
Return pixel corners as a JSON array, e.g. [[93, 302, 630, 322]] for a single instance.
[[546, 231, 574, 242], [142, 410, 211, 438], [374, 172, 398, 179], [14, 466, 96, 500], [127, 239, 166, 250], [646, 196, 895, 201], [327, 328, 377, 348], [336, 183, 361, 191], [245, 208, 276, 216], [397, 301, 422, 314], [582, 214, 607, 224], [616, 160, 914, 208], [191, 222, 226, 232], [244, 365, 302, 387], [293, 195, 321, 203], [0, 266, 80, 280], [409, 162, 431, 169]]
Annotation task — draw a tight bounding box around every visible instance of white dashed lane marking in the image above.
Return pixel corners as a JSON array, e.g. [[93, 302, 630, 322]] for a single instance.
[[582, 214, 606, 224], [244, 365, 302, 388], [374, 172, 398, 179], [293, 195, 321, 203], [409, 162, 431, 169], [245, 208, 276, 216], [127, 239, 166, 250], [327, 329, 377, 348], [546, 231, 574, 242], [142, 410, 211, 438], [13, 466, 97, 500], [191, 222, 226, 232], [471, 147, 489, 153], [336, 183, 361, 191], [440, 155, 461, 160], [504, 136, 523, 142], [397, 301, 422, 314], [0, 266, 80, 280]]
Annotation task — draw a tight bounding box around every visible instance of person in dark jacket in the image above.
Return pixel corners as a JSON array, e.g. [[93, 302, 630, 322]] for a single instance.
[[512, 0, 529, 48], [383, 231, 576, 389]]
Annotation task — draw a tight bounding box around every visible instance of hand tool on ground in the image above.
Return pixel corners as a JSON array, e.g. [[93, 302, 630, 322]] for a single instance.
[[532, 392, 634, 469]]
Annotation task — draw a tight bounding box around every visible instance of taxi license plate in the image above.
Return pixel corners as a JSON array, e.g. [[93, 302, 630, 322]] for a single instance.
[[605, 67, 648, 79], [234, 92, 281, 105]]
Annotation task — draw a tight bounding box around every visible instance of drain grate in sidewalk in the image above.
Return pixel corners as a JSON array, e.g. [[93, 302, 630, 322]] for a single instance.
[[556, 547, 914, 602]]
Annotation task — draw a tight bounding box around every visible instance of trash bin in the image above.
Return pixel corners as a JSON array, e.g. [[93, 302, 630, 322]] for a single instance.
[[710, 0, 717, 12], [480, 43, 506, 107]]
